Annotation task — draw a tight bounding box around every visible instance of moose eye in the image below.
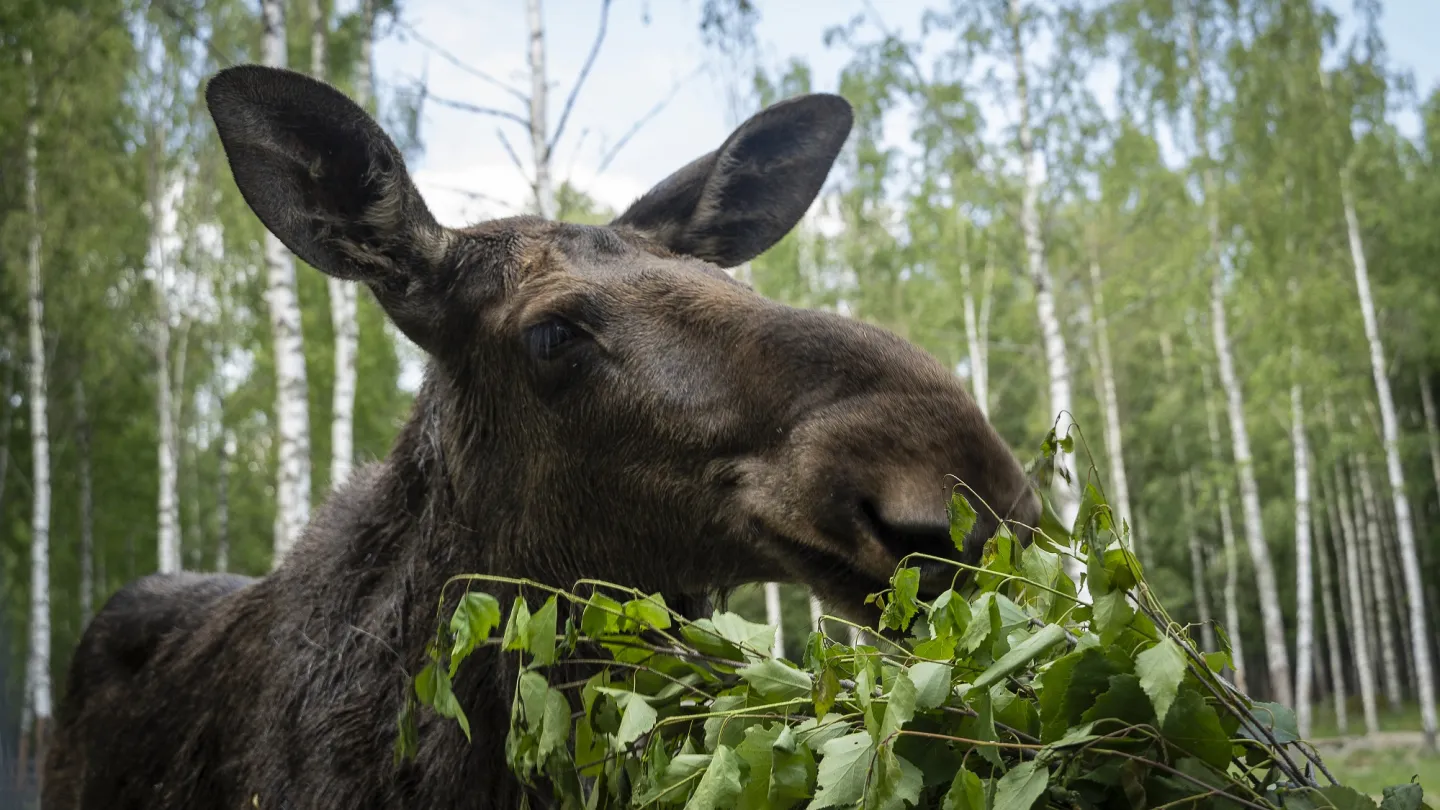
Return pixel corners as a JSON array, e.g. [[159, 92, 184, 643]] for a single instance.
[[525, 317, 585, 361]]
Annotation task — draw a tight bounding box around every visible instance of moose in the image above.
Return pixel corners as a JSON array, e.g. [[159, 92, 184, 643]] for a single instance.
[[42, 64, 1041, 809]]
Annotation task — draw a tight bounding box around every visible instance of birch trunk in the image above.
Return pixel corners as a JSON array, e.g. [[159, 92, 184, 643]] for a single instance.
[[1356, 453, 1403, 708], [23, 45, 54, 770], [1316, 469, 1349, 736], [527, 0, 555, 219], [1197, 338, 1247, 692], [1088, 257, 1134, 553], [0, 348, 13, 519], [1290, 364, 1315, 736], [1423, 372, 1440, 508], [1335, 460, 1381, 735], [958, 225, 994, 418], [263, 0, 314, 564], [1008, 0, 1082, 597], [216, 430, 234, 573], [148, 121, 181, 575], [313, 0, 360, 491], [1341, 174, 1437, 746], [1159, 334, 1215, 652], [1349, 461, 1382, 694], [76, 379, 95, 622], [764, 582, 784, 658]]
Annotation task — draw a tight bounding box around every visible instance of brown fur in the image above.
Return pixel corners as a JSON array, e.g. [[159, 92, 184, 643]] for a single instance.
[[42, 65, 1040, 809]]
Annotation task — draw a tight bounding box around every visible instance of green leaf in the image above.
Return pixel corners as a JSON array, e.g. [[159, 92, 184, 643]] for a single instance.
[[1380, 783, 1424, 810], [1103, 547, 1143, 592], [687, 744, 744, 810], [527, 595, 559, 666], [690, 611, 777, 661], [948, 490, 979, 551], [635, 753, 712, 805], [415, 661, 441, 706], [1241, 701, 1301, 745], [1080, 673, 1155, 730], [928, 590, 972, 640], [961, 688, 1004, 769], [1091, 588, 1134, 637], [863, 746, 923, 810], [540, 686, 571, 758], [958, 592, 999, 654], [449, 591, 503, 675], [807, 731, 875, 810], [769, 726, 817, 804], [942, 765, 986, 810], [614, 692, 659, 750], [1160, 687, 1233, 770], [970, 623, 1068, 693], [1315, 785, 1381, 809], [502, 595, 532, 652], [993, 760, 1050, 810], [1135, 637, 1187, 724], [908, 662, 953, 710], [813, 664, 842, 718], [581, 592, 623, 637], [739, 658, 814, 700], [622, 592, 673, 632], [912, 634, 956, 661], [878, 670, 917, 742], [881, 567, 922, 632]]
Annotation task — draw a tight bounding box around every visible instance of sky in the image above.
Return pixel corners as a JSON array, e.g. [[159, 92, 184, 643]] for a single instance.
[[371, 0, 1440, 232]]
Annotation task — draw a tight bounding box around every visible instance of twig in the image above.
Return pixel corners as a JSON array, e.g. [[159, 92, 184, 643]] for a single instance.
[[496, 128, 530, 187], [549, 0, 614, 153], [595, 64, 706, 175], [427, 93, 530, 127], [393, 19, 530, 105]]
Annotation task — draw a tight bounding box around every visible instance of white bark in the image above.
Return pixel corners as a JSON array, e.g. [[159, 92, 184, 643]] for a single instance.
[[1089, 258, 1134, 553], [1008, 0, 1082, 599], [217, 430, 234, 573], [958, 225, 993, 418], [764, 582, 784, 658], [1356, 453, 1403, 708], [23, 45, 54, 736], [1198, 338, 1247, 693], [312, 0, 360, 492], [1290, 365, 1314, 736], [149, 122, 181, 575], [527, 0, 555, 219], [0, 347, 14, 521], [1341, 179, 1437, 745], [1335, 460, 1381, 735], [1422, 373, 1440, 510], [1317, 469, 1349, 736], [1160, 333, 1215, 653], [262, 0, 314, 565], [810, 593, 825, 633], [76, 379, 95, 622]]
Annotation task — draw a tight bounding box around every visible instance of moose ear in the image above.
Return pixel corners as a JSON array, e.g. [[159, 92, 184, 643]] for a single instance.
[[611, 93, 852, 268], [205, 65, 450, 288]]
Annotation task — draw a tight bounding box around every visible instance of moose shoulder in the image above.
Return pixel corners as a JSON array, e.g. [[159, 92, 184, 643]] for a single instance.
[[42, 65, 1041, 809]]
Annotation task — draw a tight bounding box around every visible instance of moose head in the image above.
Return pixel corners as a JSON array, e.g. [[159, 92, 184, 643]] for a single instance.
[[205, 64, 1041, 624]]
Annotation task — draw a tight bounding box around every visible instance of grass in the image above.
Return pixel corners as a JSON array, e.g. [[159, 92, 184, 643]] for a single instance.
[[1307, 700, 1428, 740], [1319, 745, 1437, 799]]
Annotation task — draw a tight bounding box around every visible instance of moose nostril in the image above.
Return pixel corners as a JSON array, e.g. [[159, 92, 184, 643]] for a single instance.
[[857, 499, 958, 564]]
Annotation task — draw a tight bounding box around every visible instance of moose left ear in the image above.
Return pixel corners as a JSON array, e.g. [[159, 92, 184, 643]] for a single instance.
[[611, 93, 853, 268]]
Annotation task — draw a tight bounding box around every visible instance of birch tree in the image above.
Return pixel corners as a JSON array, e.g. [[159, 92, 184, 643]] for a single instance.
[[1355, 452, 1403, 708], [1160, 333, 1214, 652], [1087, 253, 1134, 553], [1290, 342, 1314, 735], [22, 43, 55, 775], [1316, 468, 1349, 736], [958, 224, 994, 418], [147, 112, 181, 575], [1196, 327, 1247, 692], [261, 0, 315, 564], [1423, 373, 1440, 508], [76, 379, 95, 621], [1333, 459, 1381, 735]]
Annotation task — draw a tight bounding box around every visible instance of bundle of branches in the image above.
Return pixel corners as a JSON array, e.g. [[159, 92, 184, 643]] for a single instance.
[[396, 437, 1429, 810]]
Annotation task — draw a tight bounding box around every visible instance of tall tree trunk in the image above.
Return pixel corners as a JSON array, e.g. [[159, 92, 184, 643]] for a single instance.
[[216, 429, 233, 573], [262, 0, 314, 565], [1291, 362, 1315, 736], [1356, 453, 1403, 708], [22, 45, 54, 784], [149, 121, 180, 575], [1334, 460, 1381, 735], [958, 223, 994, 418], [0, 346, 14, 521], [1088, 256, 1134, 554], [1422, 372, 1440, 512], [1317, 468, 1349, 736], [764, 582, 784, 658], [1159, 334, 1212, 650], [1008, 0, 1082, 597], [527, 0, 555, 219], [1196, 336, 1247, 692], [1341, 174, 1436, 747], [313, 0, 360, 492], [76, 379, 94, 622]]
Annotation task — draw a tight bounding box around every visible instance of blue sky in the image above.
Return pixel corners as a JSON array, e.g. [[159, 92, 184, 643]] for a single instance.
[[372, 0, 1440, 229]]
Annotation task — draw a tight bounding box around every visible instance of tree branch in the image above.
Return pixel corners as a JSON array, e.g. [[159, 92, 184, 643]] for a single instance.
[[393, 18, 529, 105], [548, 0, 613, 153], [596, 63, 705, 175], [496, 128, 529, 184], [427, 94, 529, 127]]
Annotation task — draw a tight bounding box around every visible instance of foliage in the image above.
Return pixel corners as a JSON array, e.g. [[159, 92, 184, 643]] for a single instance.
[[399, 437, 1431, 809]]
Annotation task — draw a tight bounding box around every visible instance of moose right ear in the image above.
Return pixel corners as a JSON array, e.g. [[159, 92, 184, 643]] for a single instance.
[[205, 64, 450, 299]]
